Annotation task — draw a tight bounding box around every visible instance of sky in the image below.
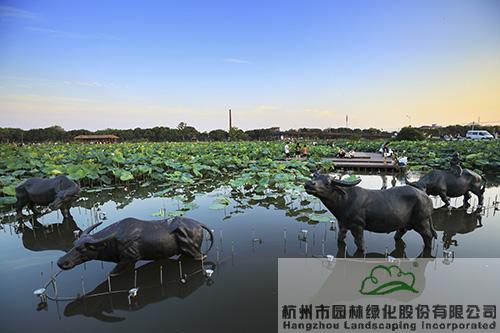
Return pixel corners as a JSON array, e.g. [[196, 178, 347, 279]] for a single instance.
[[0, 0, 499, 131]]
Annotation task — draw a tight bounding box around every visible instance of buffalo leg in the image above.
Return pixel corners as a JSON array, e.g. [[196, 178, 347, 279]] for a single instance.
[[470, 188, 484, 207], [337, 227, 348, 244], [414, 222, 433, 249], [110, 260, 135, 276], [15, 195, 28, 216], [439, 193, 450, 206], [394, 228, 407, 240], [60, 206, 71, 219], [336, 243, 347, 258], [350, 226, 365, 252], [28, 203, 40, 215], [463, 192, 471, 205]]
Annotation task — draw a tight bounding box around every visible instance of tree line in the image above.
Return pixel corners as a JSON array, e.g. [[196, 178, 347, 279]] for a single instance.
[[0, 123, 497, 143]]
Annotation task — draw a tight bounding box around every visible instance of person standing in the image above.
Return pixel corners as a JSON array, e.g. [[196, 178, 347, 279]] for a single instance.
[[284, 142, 290, 159], [302, 144, 309, 159], [295, 142, 302, 159]]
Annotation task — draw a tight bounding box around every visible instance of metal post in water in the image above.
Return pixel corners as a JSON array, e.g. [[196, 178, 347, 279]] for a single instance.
[[107, 275, 112, 292], [305, 241, 308, 256], [160, 265, 163, 285], [321, 240, 325, 256], [52, 277, 58, 297], [51, 261, 53, 274], [216, 245, 220, 264], [178, 260, 186, 283], [231, 241, 235, 257], [134, 269, 137, 288], [81, 275, 85, 295]]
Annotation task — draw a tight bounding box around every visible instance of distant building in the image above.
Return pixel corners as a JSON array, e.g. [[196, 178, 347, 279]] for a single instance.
[[74, 134, 119, 144], [420, 124, 442, 130]]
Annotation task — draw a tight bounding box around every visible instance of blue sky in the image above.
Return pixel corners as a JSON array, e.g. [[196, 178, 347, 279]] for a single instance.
[[0, 0, 499, 131]]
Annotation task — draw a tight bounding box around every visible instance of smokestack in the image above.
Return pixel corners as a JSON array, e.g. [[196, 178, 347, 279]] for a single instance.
[[229, 109, 232, 132]]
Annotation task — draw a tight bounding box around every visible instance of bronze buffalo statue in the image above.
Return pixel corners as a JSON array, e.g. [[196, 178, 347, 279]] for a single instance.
[[407, 169, 486, 207], [57, 217, 214, 276], [305, 173, 436, 252], [16, 175, 80, 218]]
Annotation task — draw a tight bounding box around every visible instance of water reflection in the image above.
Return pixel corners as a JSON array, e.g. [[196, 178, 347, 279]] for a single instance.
[[20, 216, 81, 253], [64, 257, 214, 322], [433, 205, 483, 249], [336, 239, 434, 259]]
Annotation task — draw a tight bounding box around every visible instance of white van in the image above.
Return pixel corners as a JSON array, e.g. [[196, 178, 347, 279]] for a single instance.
[[466, 130, 494, 140]]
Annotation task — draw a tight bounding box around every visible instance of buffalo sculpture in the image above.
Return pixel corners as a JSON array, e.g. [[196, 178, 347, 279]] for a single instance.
[[407, 169, 486, 207], [16, 175, 80, 218], [305, 173, 436, 252], [57, 217, 214, 276]]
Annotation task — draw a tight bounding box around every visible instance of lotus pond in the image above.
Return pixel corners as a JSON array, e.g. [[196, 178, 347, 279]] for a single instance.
[[1, 140, 499, 206], [0, 170, 499, 332]]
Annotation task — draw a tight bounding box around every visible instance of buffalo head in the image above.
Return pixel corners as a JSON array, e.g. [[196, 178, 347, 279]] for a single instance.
[[57, 222, 113, 270], [305, 172, 361, 199], [404, 177, 426, 191], [49, 185, 81, 210]]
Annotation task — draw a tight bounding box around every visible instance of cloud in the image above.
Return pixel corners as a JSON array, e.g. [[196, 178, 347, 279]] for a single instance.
[[63, 81, 105, 88], [223, 58, 251, 64], [27, 27, 120, 40], [0, 5, 37, 19]]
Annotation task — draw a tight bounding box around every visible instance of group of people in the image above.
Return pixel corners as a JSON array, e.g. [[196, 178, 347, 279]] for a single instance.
[[284, 142, 309, 159], [336, 147, 356, 158]]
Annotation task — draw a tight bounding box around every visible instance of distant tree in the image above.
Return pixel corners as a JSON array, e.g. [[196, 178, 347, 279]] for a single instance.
[[228, 127, 248, 141], [177, 122, 187, 130], [396, 127, 425, 141], [209, 129, 228, 141]]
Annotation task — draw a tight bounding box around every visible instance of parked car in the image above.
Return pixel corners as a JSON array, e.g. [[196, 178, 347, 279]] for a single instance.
[[465, 130, 494, 140]]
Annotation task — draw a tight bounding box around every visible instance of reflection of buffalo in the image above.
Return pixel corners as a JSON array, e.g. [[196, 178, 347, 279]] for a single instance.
[[309, 239, 434, 304], [432, 206, 483, 249], [21, 216, 81, 253], [336, 239, 433, 259], [64, 257, 212, 322]]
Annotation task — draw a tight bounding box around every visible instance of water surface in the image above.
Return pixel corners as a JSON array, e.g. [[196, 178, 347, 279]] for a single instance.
[[1, 174, 499, 332]]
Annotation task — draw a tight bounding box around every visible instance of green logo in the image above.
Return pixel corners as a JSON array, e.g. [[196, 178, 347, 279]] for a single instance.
[[359, 265, 418, 295]]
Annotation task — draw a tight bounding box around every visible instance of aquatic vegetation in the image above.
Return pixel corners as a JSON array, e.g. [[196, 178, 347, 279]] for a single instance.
[[0, 140, 498, 210]]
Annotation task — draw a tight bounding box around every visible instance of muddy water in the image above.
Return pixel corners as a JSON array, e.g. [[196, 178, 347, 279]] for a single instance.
[[0, 175, 499, 332]]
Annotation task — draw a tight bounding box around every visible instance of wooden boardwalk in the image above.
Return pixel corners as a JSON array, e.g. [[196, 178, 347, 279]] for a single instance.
[[325, 152, 395, 171]]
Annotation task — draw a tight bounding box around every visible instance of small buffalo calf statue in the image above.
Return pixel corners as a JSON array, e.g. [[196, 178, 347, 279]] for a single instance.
[[57, 217, 214, 276], [16, 175, 80, 218]]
